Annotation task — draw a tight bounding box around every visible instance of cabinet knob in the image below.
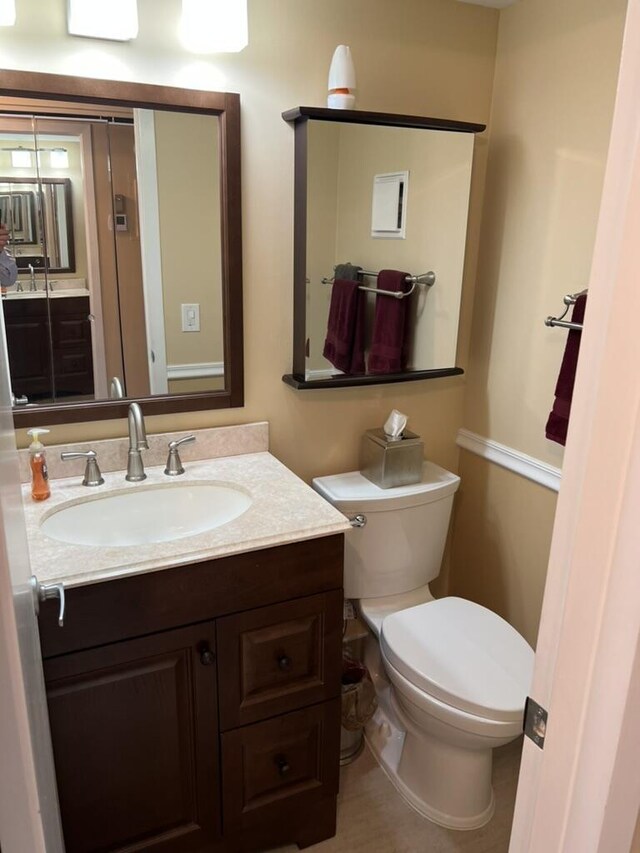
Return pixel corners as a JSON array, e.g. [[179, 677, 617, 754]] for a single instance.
[[199, 647, 215, 666], [275, 755, 290, 776], [277, 654, 292, 672]]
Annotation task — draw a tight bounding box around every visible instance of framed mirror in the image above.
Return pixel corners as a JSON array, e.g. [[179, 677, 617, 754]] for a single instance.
[[0, 178, 74, 271], [282, 107, 484, 389], [0, 70, 243, 426]]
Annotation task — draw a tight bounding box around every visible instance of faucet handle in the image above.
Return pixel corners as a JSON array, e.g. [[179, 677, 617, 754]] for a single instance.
[[164, 435, 196, 477], [61, 449, 105, 487]]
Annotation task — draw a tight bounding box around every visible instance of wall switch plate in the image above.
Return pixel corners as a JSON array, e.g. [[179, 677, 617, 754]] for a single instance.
[[181, 303, 200, 332]]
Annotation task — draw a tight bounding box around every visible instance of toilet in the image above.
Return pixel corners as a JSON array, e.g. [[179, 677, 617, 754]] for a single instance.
[[313, 462, 534, 830]]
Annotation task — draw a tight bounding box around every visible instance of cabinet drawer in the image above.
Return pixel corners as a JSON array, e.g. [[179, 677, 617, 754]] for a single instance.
[[217, 590, 342, 730], [221, 699, 340, 840]]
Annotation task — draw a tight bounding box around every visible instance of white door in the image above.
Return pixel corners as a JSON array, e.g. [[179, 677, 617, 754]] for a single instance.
[[0, 307, 65, 851], [510, 0, 640, 849]]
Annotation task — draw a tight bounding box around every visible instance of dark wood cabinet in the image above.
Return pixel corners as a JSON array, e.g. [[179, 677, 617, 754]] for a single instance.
[[38, 535, 344, 853], [3, 295, 94, 400], [45, 623, 221, 853]]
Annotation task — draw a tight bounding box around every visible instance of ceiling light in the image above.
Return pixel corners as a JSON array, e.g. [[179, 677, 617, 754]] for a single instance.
[[0, 0, 16, 26], [180, 0, 248, 54], [67, 0, 139, 41]]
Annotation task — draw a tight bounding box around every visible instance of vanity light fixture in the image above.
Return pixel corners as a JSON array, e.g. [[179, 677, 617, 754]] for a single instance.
[[0, 0, 16, 26], [179, 0, 248, 54], [49, 148, 69, 169], [67, 0, 139, 41]]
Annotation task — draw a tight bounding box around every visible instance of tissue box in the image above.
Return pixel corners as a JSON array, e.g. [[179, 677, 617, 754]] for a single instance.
[[360, 428, 424, 489]]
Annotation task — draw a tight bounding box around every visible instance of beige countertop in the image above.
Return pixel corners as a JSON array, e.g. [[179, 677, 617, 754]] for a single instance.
[[24, 451, 350, 588]]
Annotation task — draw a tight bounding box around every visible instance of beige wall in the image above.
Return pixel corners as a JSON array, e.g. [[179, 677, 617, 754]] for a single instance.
[[7, 0, 500, 489], [154, 111, 223, 383], [450, 452, 558, 648], [449, 0, 627, 645]]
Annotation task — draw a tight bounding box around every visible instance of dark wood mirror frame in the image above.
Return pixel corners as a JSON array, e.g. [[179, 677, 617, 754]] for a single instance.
[[0, 70, 243, 427]]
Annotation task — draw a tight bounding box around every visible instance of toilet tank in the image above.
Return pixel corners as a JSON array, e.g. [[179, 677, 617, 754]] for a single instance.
[[313, 462, 460, 599]]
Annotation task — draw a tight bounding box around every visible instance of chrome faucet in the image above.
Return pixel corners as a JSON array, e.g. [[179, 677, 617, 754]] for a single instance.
[[125, 402, 149, 482]]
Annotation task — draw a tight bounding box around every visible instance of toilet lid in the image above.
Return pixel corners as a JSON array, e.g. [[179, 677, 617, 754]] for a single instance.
[[380, 597, 534, 722]]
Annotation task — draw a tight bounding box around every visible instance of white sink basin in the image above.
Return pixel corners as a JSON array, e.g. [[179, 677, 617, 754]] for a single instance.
[[40, 482, 252, 547]]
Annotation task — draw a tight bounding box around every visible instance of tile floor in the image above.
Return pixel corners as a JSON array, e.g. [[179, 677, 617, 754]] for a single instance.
[[274, 738, 522, 853]]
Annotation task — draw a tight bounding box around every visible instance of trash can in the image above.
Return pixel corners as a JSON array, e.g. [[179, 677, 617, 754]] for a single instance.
[[340, 656, 377, 765]]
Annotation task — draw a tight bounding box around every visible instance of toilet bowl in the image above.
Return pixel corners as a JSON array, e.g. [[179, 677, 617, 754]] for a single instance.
[[313, 464, 534, 830]]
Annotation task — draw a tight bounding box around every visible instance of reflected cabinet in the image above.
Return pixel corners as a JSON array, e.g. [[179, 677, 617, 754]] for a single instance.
[[281, 107, 485, 390]]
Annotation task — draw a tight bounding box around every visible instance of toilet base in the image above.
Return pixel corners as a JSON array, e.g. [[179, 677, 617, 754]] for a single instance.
[[365, 684, 496, 831]]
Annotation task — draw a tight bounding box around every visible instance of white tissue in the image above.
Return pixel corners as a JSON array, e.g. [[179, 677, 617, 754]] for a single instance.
[[383, 409, 408, 440]]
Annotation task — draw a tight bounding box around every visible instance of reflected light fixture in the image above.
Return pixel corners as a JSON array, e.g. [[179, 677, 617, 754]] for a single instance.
[[8, 146, 33, 168], [179, 0, 248, 54], [49, 148, 69, 169], [67, 0, 139, 41], [0, 0, 16, 26]]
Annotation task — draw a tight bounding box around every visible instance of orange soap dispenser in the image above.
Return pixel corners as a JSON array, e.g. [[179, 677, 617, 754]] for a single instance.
[[27, 427, 51, 501]]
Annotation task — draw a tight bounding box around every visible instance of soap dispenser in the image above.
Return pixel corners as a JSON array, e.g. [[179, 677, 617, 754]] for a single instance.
[[27, 428, 50, 501]]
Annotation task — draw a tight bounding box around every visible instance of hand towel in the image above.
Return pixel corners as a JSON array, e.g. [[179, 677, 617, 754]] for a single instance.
[[334, 263, 361, 282], [545, 293, 587, 446], [323, 279, 366, 374], [367, 270, 411, 374]]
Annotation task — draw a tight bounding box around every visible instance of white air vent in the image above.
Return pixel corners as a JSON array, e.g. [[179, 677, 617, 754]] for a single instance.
[[371, 171, 409, 240]]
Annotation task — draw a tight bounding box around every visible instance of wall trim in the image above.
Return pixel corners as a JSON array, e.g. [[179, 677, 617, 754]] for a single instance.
[[167, 361, 224, 380], [456, 428, 562, 492]]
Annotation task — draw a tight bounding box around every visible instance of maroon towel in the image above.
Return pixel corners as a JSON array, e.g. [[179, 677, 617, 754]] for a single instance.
[[545, 293, 587, 446], [367, 270, 411, 374], [323, 280, 366, 374]]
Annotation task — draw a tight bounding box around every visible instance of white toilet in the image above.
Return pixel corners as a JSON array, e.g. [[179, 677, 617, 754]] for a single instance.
[[313, 462, 534, 830]]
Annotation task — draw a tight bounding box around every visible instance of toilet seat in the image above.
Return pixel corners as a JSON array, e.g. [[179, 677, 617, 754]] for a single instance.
[[381, 597, 534, 722]]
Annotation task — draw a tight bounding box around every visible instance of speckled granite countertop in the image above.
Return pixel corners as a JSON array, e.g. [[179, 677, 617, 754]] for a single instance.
[[24, 451, 350, 588]]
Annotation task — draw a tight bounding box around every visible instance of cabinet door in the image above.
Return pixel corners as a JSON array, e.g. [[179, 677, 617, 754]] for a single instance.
[[51, 298, 94, 396], [217, 590, 343, 730], [2, 300, 52, 397], [221, 699, 340, 848], [44, 623, 220, 853]]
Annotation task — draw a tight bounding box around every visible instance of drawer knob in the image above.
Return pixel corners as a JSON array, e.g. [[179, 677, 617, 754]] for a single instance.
[[277, 654, 292, 672], [275, 755, 290, 776], [200, 647, 215, 666]]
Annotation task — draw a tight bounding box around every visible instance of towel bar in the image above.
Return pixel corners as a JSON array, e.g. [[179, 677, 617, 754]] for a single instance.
[[321, 269, 436, 300], [545, 290, 587, 331]]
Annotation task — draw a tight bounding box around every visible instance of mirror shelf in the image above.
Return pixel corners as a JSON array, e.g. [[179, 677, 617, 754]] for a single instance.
[[0, 70, 243, 428], [282, 366, 464, 391], [283, 106, 485, 391]]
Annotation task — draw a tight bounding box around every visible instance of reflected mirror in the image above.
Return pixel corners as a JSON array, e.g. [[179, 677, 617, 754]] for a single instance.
[[0, 178, 74, 271], [283, 107, 484, 389], [0, 72, 242, 426]]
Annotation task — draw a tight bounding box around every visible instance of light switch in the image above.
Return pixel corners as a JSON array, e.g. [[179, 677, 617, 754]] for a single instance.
[[181, 303, 200, 332]]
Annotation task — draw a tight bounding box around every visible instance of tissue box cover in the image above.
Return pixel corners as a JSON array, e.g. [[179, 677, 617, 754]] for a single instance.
[[360, 428, 424, 489]]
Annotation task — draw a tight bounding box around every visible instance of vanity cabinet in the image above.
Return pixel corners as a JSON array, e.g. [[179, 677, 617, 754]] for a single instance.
[[38, 534, 344, 853]]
